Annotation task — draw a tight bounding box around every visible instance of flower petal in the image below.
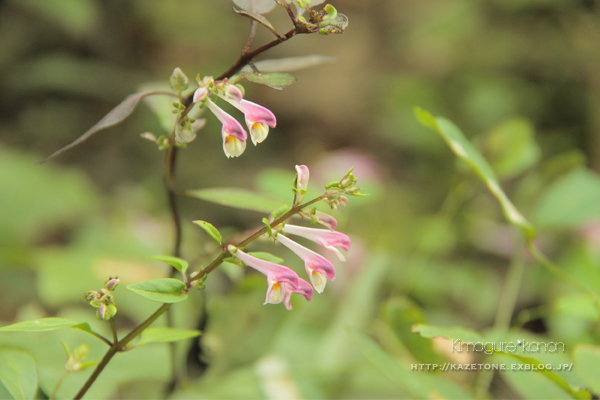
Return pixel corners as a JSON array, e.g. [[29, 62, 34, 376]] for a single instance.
[[206, 99, 247, 141], [282, 224, 351, 260], [276, 233, 335, 281]]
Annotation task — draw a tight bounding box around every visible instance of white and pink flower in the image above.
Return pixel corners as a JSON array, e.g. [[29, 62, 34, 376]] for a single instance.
[[220, 90, 276, 145], [276, 233, 335, 293], [228, 245, 313, 310], [281, 224, 351, 261], [206, 99, 247, 158]]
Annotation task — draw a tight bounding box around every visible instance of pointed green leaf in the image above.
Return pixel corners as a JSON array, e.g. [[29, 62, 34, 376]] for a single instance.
[[348, 329, 472, 399], [127, 279, 188, 303], [412, 324, 591, 400], [0, 318, 80, 332], [136, 327, 201, 347], [480, 118, 541, 179], [535, 168, 600, 228], [146, 255, 189, 275], [247, 252, 284, 264], [184, 188, 287, 213], [241, 72, 296, 90], [0, 349, 37, 400], [245, 55, 336, 73], [414, 107, 536, 240], [38, 91, 175, 164], [192, 221, 222, 244]]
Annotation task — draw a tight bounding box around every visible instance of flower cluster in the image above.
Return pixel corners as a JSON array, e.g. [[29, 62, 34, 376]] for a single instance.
[[228, 165, 354, 310], [84, 277, 119, 320], [193, 76, 276, 158]]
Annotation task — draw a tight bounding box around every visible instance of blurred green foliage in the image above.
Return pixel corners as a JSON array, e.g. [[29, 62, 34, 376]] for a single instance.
[[2, 0, 600, 398]]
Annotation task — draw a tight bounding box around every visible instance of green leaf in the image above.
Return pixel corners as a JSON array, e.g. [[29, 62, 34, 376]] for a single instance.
[[348, 329, 472, 399], [271, 204, 292, 220], [573, 345, 600, 394], [535, 168, 600, 228], [146, 255, 189, 275], [136, 327, 201, 347], [241, 72, 296, 90], [480, 118, 541, 179], [192, 221, 222, 244], [0, 349, 37, 400], [232, 0, 277, 14], [184, 188, 287, 213], [247, 252, 284, 264], [246, 55, 336, 73], [412, 324, 591, 400], [0, 318, 81, 332], [414, 107, 536, 240], [39, 91, 174, 164], [127, 279, 188, 303]]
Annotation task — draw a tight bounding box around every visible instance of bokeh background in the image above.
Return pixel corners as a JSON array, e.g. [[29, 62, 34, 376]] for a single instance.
[[2, 0, 600, 398]]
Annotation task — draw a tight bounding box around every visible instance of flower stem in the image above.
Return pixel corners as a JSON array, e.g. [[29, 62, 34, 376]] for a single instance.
[[50, 371, 67, 400], [73, 303, 172, 399], [109, 319, 118, 344], [526, 240, 600, 313], [475, 244, 526, 398]]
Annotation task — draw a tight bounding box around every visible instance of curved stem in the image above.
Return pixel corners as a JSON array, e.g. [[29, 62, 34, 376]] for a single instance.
[[50, 371, 68, 400], [187, 194, 327, 285], [526, 240, 600, 313], [73, 304, 172, 400], [86, 330, 113, 347]]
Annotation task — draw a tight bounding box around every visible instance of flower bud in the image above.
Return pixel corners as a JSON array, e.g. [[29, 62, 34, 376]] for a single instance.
[[293, 165, 310, 204], [84, 290, 97, 302], [105, 277, 120, 291], [193, 86, 208, 103], [225, 84, 244, 102], [169, 67, 189, 93], [314, 211, 337, 230], [97, 303, 107, 320], [339, 195, 349, 206]]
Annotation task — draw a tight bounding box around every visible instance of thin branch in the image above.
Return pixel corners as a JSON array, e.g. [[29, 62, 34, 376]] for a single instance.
[[242, 20, 258, 54], [74, 304, 172, 400], [87, 330, 113, 347], [109, 319, 118, 344], [188, 194, 327, 285]]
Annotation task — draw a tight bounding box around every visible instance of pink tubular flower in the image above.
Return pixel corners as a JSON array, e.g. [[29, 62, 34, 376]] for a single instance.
[[281, 224, 351, 261], [276, 233, 335, 293], [220, 95, 276, 145], [228, 245, 313, 309], [206, 99, 247, 158]]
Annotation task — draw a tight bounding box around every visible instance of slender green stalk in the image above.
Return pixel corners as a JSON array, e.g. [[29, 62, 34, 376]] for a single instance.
[[494, 246, 526, 330], [73, 304, 172, 400], [109, 319, 118, 344], [526, 240, 600, 312], [475, 245, 526, 398], [50, 371, 68, 400], [87, 331, 113, 347]]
